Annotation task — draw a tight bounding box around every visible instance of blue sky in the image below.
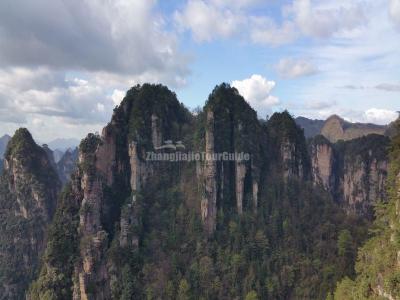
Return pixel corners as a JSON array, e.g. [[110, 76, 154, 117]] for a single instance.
[[0, 0, 399, 141]]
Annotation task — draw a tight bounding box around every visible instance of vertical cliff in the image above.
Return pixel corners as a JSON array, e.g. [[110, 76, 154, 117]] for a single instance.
[[24, 84, 382, 300], [333, 125, 400, 299], [310, 135, 335, 192], [0, 129, 61, 299], [309, 134, 389, 217], [267, 111, 310, 180], [29, 84, 192, 299], [198, 84, 263, 234], [201, 110, 218, 234]]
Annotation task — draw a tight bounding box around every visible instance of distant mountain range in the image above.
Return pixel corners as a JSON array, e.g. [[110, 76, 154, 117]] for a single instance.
[[295, 115, 392, 142], [294, 117, 325, 138], [46, 138, 80, 151]]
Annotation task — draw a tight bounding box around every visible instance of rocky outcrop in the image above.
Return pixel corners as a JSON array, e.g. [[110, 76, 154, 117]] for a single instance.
[[199, 84, 263, 234], [201, 110, 218, 234], [309, 134, 389, 217], [267, 111, 310, 181], [0, 129, 61, 299], [151, 114, 162, 149], [24, 84, 394, 299], [30, 84, 191, 299], [340, 152, 388, 217], [310, 136, 335, 191], [280, 137, 307, 179]]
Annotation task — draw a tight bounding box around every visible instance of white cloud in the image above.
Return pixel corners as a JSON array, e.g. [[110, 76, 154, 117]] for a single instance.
[[175, 0, 367, 46], [174, 0, 243, 42], [275, 58, 317, 78], [232, 74, 279, 113], [290, 0, 366, 38], [390, 0, 400, 28], [0, 0, 192, 140], [250, 18, 298, 46], [0, 67, 118, 125], [0, 0, 188, 86], [97, 103, 105, 112], [111, 89, 126, 106], [364, 108, 398, 124]]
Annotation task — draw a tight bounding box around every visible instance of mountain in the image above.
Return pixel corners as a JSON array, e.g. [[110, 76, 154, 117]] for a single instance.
[[56, 147, 78, 184], [47, 138, 80, 151], [27, 84, 376, 299], [333, 123, 400, 299], [321, 115, 387, 143], [0, 129, 61, 299], [295, 115, 389, 142], [310, 134, 389, 218], [295, 116, 324, 138], [0, 134, 11, 158]]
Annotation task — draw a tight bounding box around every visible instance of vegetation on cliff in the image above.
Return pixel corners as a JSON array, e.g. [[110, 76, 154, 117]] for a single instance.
[[0, 128, 61, 300], [0, 85, 390, 299], [333, 124, 400, 299]]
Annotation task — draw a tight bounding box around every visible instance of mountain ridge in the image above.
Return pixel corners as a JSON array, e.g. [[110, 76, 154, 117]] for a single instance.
[[0, 84, 394, 299], [27, 84, 373, 299], [295, 115, 390, 142]]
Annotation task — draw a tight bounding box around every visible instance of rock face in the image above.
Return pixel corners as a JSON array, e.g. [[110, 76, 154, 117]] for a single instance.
[[310, 136, 335, 191], [70, 85, 190, 300], [199, 84, 262, 234], [26, 84, 393, 299], [201, 110, 218, 234], [30, 84, 191, 299], [333, 124, 400, 299], [310, 134, 390, 217], [321, 115, 387, 143], [0, 129, 61, 299], [267, 111, 310, 181]]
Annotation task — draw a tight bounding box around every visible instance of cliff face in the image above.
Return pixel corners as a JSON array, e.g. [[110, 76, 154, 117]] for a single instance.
[[267, 111, 310, 181], [198, 84, 263, 234], [333, 124, 400, 299], [30, 84, 192, 300], [0, 129, 61, 299], [26, 84, 390, 299], [310, 136, 335, 192], [310, 134, 389, 217]]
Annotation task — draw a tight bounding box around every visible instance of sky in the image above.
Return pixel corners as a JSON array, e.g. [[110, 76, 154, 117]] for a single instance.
[[0, 0, 399, 142]]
